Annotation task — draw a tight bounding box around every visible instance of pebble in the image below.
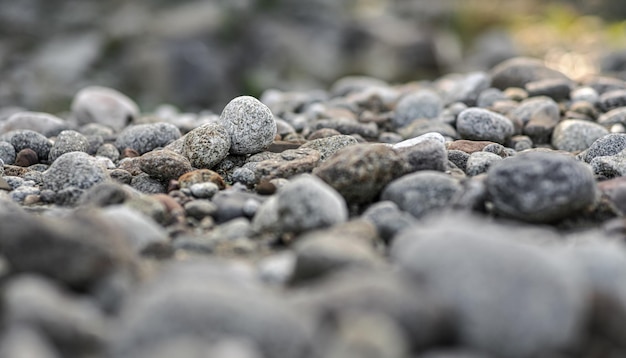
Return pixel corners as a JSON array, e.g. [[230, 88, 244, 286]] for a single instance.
[[14, 148, 39, 167], [361, 200, 417, 243], [381, 171, 462, 218], [394, 136, 447, 173], [48, 130, 90, 162], [100, 205, 168, 253], [598, 89, 626, 112], [182, 122, 231, 169], [95, 143, 120, 162], [42, 152, 109, 192], [1, 111, 68, 136], [510, 97, 560, 144], [253, 147, 321, 181], [486, 152, 597, 222], [490, 57, 571, 90], [465, 151, 502, 176], [392, 214, 587, 358], [448, 149, 470, 171], [130, 173, 167, 194], [299, 134, 358, 161], [71, 86, 139, 130], [138, 149, 192, 182], [598, 106, 626, 126], [524, 78, 572, 101], [115, 123, 181, 155], [551, 119, 609, 152], [590, 149, 626, 178], [274, 175, 348, 234], [456, 108, 514, 144], [314, 144, 405, 204], [0, 130, 52, 162], [0, 141, 16, 164], [178, 169, 226, 189], [398, 118, 459, 140], [189, 182, 219, 199], [571, 86, 599, 103], [393, 89, 443, 128], [476, 87, 506, 108], [583, 133, 626, 163], [220, 96, 276, 155], [184, 200, 218, 220]]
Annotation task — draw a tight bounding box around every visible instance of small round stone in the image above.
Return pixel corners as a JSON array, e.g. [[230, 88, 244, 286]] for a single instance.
[[14, 148, 39, 167], [139, 150, 193, 182], [48, 130, 90, 163], [96, 143, 120, 162], [466, 151, 503, 176], [381, 171, 462, 218], [71, 86, 139, 131], [486, 152, 597, 222], [456, 108, 514, 144], [0, 130, 52, 162], [231, 167, 257, 186], [189, 182, 220, 199], [42, 152, 110, 192], [182, 123, 231, 169], [220, 96, 277, 155], [393, 89, 443, 128], [276, 175, 348, 234], [551, 119, 609, 153], [476, 88, 506, 108], [115, 123, 181, 155]]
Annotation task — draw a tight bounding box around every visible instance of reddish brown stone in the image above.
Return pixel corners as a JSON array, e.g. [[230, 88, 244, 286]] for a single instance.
[[446, 140, 496, 154], [15, 148, 39, 167], [178, 169, 226, 190]]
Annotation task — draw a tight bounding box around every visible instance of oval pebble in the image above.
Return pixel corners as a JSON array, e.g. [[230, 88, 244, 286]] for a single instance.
[[393, 89, 443, 128], [220, 96, 276, 155], [115, 123, 181, 155], [584, 133, 626, 163], [71, 86, 139, 131], [48, 130, 90, 163], [486, 152, 597, 222], [551, 119, 609, 153], [139, 149, 192, 182], [42, 152, 110, 192], [182, 123, 231, 169], [456, 108, 514, 144]]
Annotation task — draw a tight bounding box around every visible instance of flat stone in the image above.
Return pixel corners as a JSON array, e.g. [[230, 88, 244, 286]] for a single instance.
[[299, 135, 357, 161], [253, 148, 321, 182]]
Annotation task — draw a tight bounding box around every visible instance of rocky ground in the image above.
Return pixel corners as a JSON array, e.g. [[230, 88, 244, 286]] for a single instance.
[[3, 56, 626, 357]]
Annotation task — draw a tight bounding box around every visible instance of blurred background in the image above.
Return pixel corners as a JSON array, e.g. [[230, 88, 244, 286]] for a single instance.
[[1, 0, 625, 113]]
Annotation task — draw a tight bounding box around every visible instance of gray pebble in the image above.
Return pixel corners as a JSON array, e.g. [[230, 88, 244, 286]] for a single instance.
[[4, 176, 24, 190], [551, 119, 609, 152], [276, 174, 348, 234], [466, 151, 502, 176], [0, 130, 52, 162], [584, 133, 626, 163], [139, 149, 192, 182], [42, 152, 109, 192], [448, 149, 470, 171], [0, 141, 16, 164], [476, 87, 506, 108], [220, 96, 277, 155], [78, 182, 132, 207], [392, 214, 587, 358], [524, 78, 572, 101], [398, 118, 459, 140], [48, 130, 90, 163], [486, 152, 597, 222], [130, 173, 167, 194], [598, 107, 626, 126], [9, 185, 40, 203], [395, 137, 447, 173], [100, 205, 168, 253], [115, 123, 181, 155], [232, 167, 257, 186], [189, 182, 219, 199], [393, 89, 443, 128], [509, 135, 533, 152], [182, 123, 231, 169], [300, 135, 358, 161], [55, 186, 86, 206], [1, 111, 68, 137], [95, 143, 120, 162], [86, 135, 104, 155], [456, 108, 514, 144], [590, 150, 626, 178], [571, 86, 599, 103], [71, 86, 139, 131], [490, 57, 571, 90], [381, 171, 462, 218], [361, 200, 417, 243], [598, 89, 626, 112]]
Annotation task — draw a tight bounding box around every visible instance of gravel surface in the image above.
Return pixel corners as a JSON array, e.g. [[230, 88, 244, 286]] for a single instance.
[[2, 56, 626, 357]]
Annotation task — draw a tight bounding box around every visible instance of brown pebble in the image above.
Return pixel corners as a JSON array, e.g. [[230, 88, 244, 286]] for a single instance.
[[15, 148, 39, 167], [256, 180, 277, 195], [266, 141, 303, 153], [446, 140, 496, 154], [121, 148, 140, 158], [178, 169, 226, 190], [168, 180, 180, 192], [23, 194, 40, 205]]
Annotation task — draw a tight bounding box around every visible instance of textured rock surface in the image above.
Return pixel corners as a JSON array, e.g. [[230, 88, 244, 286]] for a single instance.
[[220, 96, 277, 155]]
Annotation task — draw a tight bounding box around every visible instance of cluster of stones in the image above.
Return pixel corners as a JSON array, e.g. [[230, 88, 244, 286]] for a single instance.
[[2, 57, 626, 357]]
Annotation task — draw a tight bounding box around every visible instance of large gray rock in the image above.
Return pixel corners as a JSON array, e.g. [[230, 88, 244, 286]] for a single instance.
[[114, 122, 181, 155], [486, 151, 597, 223], [220, 96, 277, 155], [43, 152, 109, 192], [392, 215, 588, 358]]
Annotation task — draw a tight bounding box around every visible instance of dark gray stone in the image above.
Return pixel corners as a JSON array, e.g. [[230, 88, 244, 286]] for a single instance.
[[598, 107, 626, 126], [599, 89, 626, 112], [130, 173, 167, 194], [447, 150, 470, 171], [392, 215, 587, 358], [584, 133, 626, 163], [524, 78, 572, 101], [115, 123, 181, 155], [381, 171, 462, 218], [395, 137, 447, 173], [361, 201, 418, 243], [48, 130, 90, 162], [490, 57, 571, 90], [0, 130, 52, 162], [486, 152, 597, 222], [456, 108, 514, 144]]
